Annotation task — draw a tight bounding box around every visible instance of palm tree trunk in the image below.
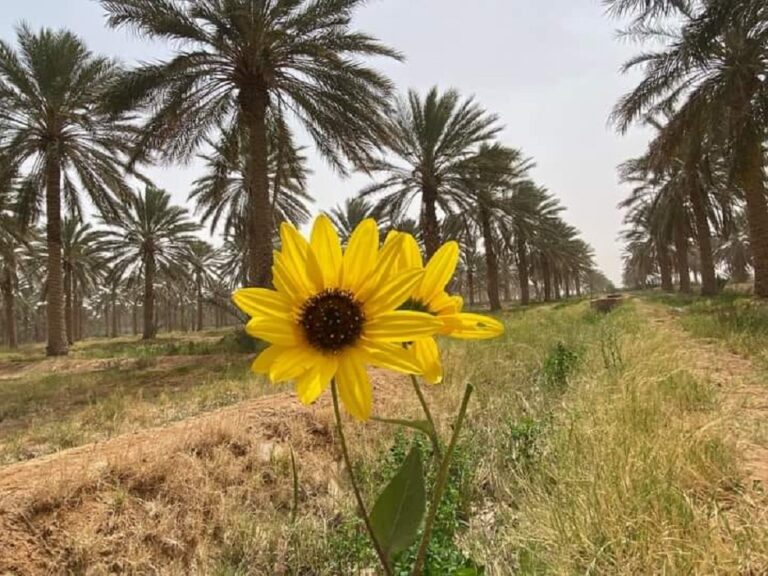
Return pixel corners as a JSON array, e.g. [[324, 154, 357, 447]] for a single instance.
[[241, 84, 274, 288], [515, 236, 531, 305], [1, 264, 16, 349], [480, 208, 501, 311], [542, 260, 552, 302], [564, 274, 571, 299], [574, 274, 582, 297], [687, 168, 717, 296], [673, 226, 691, 293], [45, 154, 68, 356], [657, 243, 674, 292], [110, 289, 118, 338], [738, 138, 768, 298], [197, 278, 203, 332], [72, 276, 80, 341], [421, 186, 441, 260], [143, 254, 156, 339], [64, 262, 73, 344]]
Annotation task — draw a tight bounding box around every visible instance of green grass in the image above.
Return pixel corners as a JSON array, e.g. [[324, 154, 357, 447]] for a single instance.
[[208, 300, 767, 574], [3, 300, 766, 574], [646, 291, 768, 368]]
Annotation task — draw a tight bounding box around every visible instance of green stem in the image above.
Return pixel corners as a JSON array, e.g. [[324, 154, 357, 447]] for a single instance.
[[410, 383, 474, 576], [410, 374, 442, 458], [331, 380, 392, 576]]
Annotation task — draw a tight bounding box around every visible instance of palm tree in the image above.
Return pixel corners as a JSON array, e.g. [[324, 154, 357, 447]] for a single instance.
[[502, 181, 563, 305], [103, 186, 199, 340], [190, 123, 314, 248], [0, 177, 24, 348], [61, 218, 109, 343], [604, 0, 692, 21], [189, 240, 220, 331], [610, 1, 768, 296], [619, 153, 698, 293], [716, 207, 752, 285], [361, 87, 501, 258], [0, 26, 133, 355], [100, 0, 400, 287], [328, 197, 376, 245], [456, 144, 534, 311]]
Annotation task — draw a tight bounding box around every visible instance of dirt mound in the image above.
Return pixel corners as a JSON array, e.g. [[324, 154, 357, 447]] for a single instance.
[[0, 369, 413, 574]]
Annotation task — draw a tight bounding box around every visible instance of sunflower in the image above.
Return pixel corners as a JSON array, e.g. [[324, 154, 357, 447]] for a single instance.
[[232, 215, 443, 420], [391, 232, 505, 384]]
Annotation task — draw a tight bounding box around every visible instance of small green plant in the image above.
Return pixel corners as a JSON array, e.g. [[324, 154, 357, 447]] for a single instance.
[[541, 342, 580, 390], [504, 417, 544, 472]]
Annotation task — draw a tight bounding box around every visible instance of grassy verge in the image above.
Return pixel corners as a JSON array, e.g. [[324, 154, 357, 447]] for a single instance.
[[645, 291, 768, 369]]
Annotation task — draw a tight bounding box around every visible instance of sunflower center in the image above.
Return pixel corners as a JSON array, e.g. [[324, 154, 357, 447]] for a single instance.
[[299, 289, 365, 352]]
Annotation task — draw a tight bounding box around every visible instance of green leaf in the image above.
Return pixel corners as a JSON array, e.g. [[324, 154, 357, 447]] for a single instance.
[[370, 446, 426, 562], [371, 417, 440, 455]]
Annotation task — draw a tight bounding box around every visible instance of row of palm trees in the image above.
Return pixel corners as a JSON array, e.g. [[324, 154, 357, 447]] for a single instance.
[[610, 0, 768, 295], [0, 1, 609, 354]]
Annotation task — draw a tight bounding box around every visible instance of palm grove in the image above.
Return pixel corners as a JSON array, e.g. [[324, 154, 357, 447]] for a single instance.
[[612, 0, 768, 296], [0, 0, 609, 356]]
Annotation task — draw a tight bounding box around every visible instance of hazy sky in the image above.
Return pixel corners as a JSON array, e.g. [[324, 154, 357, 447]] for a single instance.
[[0, 0, 652, 284]]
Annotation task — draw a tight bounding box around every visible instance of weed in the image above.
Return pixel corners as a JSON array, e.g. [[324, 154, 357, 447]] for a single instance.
[[541, 341, 580, 391]]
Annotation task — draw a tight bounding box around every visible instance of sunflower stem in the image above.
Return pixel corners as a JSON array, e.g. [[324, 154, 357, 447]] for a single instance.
[[331, 379, 393, 576], [410, 383, 473, 576], [409, 374, 442, 458]]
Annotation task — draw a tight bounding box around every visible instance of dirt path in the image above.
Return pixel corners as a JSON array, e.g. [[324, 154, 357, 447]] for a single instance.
[[640, 300, 768, 486]]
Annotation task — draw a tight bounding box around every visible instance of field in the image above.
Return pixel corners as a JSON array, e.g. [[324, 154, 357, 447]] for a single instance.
[[1, 295, 767, 574]]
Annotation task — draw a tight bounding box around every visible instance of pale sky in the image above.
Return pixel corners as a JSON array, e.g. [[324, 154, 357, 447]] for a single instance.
[[0, 0, 652, 284]]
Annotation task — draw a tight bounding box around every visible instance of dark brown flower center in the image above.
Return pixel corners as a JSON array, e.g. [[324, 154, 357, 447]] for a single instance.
[[299, 289, 365, 352]]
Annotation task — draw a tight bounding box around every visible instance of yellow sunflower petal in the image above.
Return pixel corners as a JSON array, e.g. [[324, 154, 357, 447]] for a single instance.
[[364, 267, 424, 317], [279, 222, 319, 293], [250, 345, 285, 374], [356, 232, 407, 303], [304, 246, 326, 294], [401, 233, 423, 270], [246, 317, 299, 347], [232, 288, 292, 320], [359, 338, 421, 374], [336, 350, 372, 420], [364, 311, 442, 342], [412, 338, 443, 384], [273, 252, 312, 305], [341, 218, 379, 292], [310, 214, 342, 289], [294, 354, 338, 405], [443, 312, 505, 340], [269, 346, 316, 382], [416, 241, 459, 303], [426, 291, 462, 316]]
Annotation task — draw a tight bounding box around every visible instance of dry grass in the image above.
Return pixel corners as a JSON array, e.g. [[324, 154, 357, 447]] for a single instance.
[[459, 300, 768, 574], [1, 300, 767, 574]]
